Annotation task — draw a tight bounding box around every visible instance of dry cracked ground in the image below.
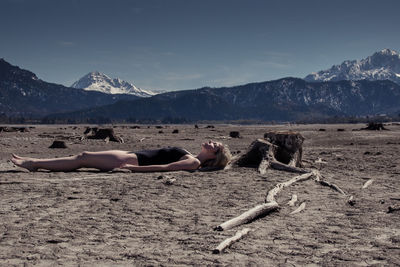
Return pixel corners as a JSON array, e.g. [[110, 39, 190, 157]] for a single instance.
[[0, 123, 399, 266]]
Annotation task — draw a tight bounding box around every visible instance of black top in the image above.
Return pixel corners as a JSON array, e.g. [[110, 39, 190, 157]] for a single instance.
[[134, 147, 191, 166]]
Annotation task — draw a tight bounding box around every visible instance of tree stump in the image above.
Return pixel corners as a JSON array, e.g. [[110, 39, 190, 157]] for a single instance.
[[49, 140, 68, 149], [83, 127, 98, 135], [264, 131, 304, 167], [234, 131, 306, 173], [229, 131, 241, 138], [362, 122, 388, 131], [87, 128, 123, 143]]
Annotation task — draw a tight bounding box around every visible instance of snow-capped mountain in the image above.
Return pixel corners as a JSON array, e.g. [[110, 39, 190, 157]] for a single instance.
[[305, 49, 400, 85], [0, 59, 138, 116], [71, 71, 156, 97]]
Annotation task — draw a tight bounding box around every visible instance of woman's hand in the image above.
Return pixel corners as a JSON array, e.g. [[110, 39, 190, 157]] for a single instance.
[[119, 163, 135, 171]]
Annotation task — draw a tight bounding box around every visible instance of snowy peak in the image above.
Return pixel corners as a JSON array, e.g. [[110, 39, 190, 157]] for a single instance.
[[305, 49, 400, 84], [71, 72, 156, 97], [377, 48, 399, 56]]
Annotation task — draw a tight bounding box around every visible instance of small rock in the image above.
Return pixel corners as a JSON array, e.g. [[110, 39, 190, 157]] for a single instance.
[[347, 196, 356, 206], [164, 178, 176, 185], [229, 131, 241, 138], [49, 140, 68, 149]]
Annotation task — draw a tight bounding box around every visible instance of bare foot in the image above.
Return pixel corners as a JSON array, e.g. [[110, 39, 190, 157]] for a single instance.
[[11, 156, 38, 172]]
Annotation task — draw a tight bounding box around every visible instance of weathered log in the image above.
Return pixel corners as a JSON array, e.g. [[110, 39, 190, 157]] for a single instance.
[[86, 128, 123, 143], [290, 202, 306, 214], [214, 202, 279, 231], [212, 228, 251, 254]]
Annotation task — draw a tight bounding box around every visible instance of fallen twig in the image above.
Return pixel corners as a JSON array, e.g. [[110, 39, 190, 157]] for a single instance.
[[266, 172, 314, 203], [313, 171, 346, 195], [290, 202, 306, 214], [362, 179, 374, 189], [212, 228, 251, 254]]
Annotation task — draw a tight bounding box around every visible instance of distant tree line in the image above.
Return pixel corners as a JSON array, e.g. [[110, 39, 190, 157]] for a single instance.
[[1, 112, 400, 125], [295, 114, 400, 124]]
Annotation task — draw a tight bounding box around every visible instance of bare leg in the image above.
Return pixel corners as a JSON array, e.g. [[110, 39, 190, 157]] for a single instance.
[[11, 151, 138, 172], [12, 153, 84, 172]]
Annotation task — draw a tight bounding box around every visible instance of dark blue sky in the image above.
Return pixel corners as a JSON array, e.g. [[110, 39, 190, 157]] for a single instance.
[[1, 0, 399, 91]]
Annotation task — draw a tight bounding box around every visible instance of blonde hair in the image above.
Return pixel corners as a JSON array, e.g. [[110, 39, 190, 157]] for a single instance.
[[202, 144, 232, 169]]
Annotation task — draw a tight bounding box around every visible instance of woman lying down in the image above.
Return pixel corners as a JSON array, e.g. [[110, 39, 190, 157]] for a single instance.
[[11, 141, 232, 172]]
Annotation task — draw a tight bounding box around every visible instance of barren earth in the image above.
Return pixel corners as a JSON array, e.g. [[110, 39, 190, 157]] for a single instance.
[[0, 123, 399, 266]]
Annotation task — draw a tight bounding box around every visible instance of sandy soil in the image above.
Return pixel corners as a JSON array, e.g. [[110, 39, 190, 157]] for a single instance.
[[0, 123, 399, 266]]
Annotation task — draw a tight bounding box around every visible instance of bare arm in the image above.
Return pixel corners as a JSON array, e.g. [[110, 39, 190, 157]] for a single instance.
[[121, 156, 201, 172]]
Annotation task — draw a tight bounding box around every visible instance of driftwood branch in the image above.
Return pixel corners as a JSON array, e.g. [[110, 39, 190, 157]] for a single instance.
[[266, 172, 314, 203], [290, 202, 306, 214], [215, 172, 314, 231], [313, 170, 346, 195], [212, 228, 251, 254], [362, 179, 374, 189], [214, 169, 346, 233], [214, 202, 279, 231], [269, 160, 309, 173]]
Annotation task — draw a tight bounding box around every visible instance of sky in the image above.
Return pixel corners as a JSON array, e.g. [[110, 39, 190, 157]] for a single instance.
[[1, 0, 400, 92]]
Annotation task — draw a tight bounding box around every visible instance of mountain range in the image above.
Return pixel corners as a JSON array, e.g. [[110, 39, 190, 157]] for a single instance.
[[1, 48, 400, 122], [305, 49, 400, 85], [71, 72, 155, 97], [0, 59, 139, 117], [47, 78, 400, 122]]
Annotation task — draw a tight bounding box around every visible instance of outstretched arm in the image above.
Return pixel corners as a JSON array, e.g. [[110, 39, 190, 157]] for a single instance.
[[121, 157, 201, 172]]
